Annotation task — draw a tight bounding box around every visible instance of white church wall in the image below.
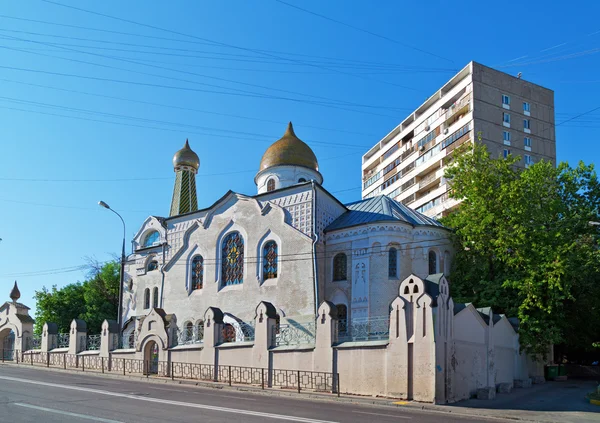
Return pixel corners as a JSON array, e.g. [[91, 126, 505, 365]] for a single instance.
[[271, 349, 314, 371], [336, 346, 388, 396], [493, 317, 517, 385], [256, 165, 322, 194], [324, 224, 452, 321], [126, 194, 317, 326], [452, 306, 490, 400]]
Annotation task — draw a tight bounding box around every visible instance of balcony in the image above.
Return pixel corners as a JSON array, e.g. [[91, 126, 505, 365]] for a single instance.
[[443, 94, 471, 125], [418, 172, 441, 190], [401, 193, 416, 206], [401, 145, 417, 161]]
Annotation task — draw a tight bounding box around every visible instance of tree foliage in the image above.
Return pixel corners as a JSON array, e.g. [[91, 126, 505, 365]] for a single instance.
[[441, 142, 600, 358], [33, 260, 120, 335]]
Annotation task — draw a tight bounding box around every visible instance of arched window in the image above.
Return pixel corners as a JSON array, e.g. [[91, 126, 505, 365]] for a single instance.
[[152, 287, 159, 308], [388, 247, 398, 277], [221, 231, 244, 286], [275, 314, 281, 335], [196, 320, 204, 342], [143, 231, 160, 247], [336, 304, 348, 335], [191, 255, 204, 290], [184, 321, 193, 342], [267, 179, 275, 192], [222, 323, 235, 343], [428, 250, 437, 274], [298, 178, 307, 183], [263, 241, 278, 280], [144, 288, 150, 309], [333, 253, 347, 281], [147, 259, 158, 272]]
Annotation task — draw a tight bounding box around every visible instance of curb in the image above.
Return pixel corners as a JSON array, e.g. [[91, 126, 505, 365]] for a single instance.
[[0, 362, 565, 422]]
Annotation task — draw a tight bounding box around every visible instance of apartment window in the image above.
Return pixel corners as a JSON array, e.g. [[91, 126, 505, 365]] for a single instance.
[[524, 119, 531, 129], [523, 102, 530, 112], [524, 137, 532, 148], [503, 112, 511, 124], [503, 131, 511, 142], [502, 94, 510, 106], [525, 155, 533, 166], [503, 149, 511, 159]]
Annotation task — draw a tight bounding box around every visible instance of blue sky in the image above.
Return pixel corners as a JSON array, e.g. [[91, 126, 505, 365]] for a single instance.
[[1, 0, 599, 314]]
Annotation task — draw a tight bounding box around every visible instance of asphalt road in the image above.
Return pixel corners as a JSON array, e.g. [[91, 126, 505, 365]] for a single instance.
[[0, 365, 494, 422]]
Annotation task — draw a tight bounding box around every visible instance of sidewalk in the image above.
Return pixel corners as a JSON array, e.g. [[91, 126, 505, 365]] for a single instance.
[[2, 361, 598, 422]]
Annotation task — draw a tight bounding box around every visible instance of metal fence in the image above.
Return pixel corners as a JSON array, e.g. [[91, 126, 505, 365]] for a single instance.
[[177, 326, 203, 345], [273, 322, 316, 347], [338, 316, 390, 342], [222, 321, 255, 343], [1, 350, 339, 395], [87, 335, 101, 351], [120, 332, 136, 349], [57, 333, 70, 348]]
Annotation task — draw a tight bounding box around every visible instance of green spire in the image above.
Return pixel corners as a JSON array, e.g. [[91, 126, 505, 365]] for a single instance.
[[169, 139, 199, 216], [169, 168, 198, 216]]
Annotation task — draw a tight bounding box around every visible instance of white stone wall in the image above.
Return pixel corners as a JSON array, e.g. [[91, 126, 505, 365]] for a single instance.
[[255, 165, 322, 194], [324, 224, 453, 319], [124, 192, 317, 325]]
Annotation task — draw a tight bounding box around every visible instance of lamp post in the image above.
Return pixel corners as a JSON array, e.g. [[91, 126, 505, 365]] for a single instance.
[[99, 201, 126, 334]]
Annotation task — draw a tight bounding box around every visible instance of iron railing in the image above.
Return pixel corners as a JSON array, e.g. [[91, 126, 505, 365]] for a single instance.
[[120, 332, 136, 349], [87, 334, 101, 351], [177, 326, 204, 345], [57, 333, 69, 348], [337, 316, 390, 342], [222, 322, 255, 343], [2, 351, 339, 394], [273, 322, 316, 347]]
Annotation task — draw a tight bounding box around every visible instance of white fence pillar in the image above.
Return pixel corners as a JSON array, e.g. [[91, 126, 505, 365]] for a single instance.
[[69, 319, 87, 354]]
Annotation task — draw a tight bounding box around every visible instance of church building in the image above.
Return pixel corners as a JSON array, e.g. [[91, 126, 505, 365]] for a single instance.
[[122, 122, 453, 340], [3, 122, 541, 403]]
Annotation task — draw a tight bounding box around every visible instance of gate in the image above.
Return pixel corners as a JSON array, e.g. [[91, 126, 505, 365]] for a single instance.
[[2, 330, 15, 361], [147, 341, 159, 374]]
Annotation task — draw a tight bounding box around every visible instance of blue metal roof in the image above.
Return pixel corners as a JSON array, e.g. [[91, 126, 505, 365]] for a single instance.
[[325, 195, 445, 232]]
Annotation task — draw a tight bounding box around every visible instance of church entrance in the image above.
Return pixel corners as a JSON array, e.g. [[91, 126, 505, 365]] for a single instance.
[[144, 340, 159, 375], [1, 329, 15, 361]]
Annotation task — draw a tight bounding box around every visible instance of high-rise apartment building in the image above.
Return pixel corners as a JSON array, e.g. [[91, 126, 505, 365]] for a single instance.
[[361, 61, 555, 218]]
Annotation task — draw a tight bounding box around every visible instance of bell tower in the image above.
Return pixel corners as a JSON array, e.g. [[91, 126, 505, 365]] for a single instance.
[[170, 139, 200, 217]]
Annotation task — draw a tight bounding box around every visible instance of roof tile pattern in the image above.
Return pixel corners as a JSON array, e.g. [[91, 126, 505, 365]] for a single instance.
[[325, 195, 445, 232]]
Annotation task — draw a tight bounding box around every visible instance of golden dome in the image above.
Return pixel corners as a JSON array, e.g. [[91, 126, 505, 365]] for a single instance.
[[173, 139, 200, 170], [259, 122, 319, 172]]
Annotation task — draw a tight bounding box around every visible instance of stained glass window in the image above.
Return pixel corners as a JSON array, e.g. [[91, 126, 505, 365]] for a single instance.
[[267, 179, 275, 192], [222, 231, 244, 286], [333, 253, 347, 281], [222, 324, 235, 343], [144, 288, 150, 309], [143, 231, 159, 247], [428, 250, 437, 274], [389, 247, 398, 277], [263, 241, 278, 280], [147, 259, 158, 272], [153, 287, 159, 308], [191, 255, 204, 290]]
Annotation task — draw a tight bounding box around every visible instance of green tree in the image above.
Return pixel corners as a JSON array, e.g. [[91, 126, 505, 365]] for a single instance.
[[33, 260, 120, 335], [33, 283, 86, 335], [441, 142, 600, 357], [80, 260, 120, 334]]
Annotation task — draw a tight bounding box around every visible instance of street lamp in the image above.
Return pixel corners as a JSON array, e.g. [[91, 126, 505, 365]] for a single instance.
[[99, 200, 126, 335]]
